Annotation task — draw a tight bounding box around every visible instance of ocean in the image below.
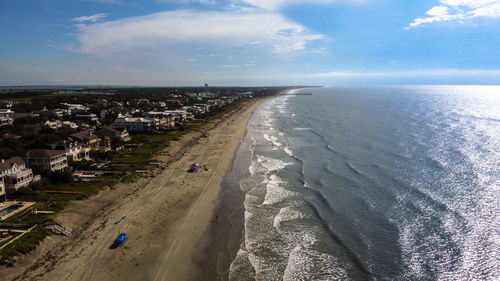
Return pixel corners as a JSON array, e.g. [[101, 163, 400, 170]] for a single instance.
[[226, 86, 500, 280]]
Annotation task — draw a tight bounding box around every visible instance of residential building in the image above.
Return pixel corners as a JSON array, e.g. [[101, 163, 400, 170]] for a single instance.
[[114, 117, 155, 133], [0, 101, 16, 108], [207, 99, 222, 107], [166, 99, 183, 108], [62, 121, 79, 129], [70, 130, 100, 150], [33, 108, 63, 118], [0, 109, 14, 119], [0, 109, 14, 127], [149, 101, 166, 109], [73, 113, 98, 122], [193, 104, 210, 114], [24, 149, 68, 171], [74, 120, 91, 130], [43, 119, 62, 129], [96, 127, 131, 142], [0, 157, 35, 191], [183, 105, 203, 115], [238, 91, 254, 98], [142, 112, 175, 129], [47, 140, 90, 162], [62, 103, 88, 114], [162, 109, 191, 123]]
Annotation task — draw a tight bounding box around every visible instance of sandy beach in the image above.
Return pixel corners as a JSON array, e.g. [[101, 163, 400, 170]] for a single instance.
[[0, 96, 271, 281]]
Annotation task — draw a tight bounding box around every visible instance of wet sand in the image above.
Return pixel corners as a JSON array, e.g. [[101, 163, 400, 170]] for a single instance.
[[193, 118, 254, 281], [0, 96, 270, 281]]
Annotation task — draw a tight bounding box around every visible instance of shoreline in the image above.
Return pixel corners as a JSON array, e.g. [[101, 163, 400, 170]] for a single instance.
[[0, 95, 274, 281], [193, 92, 286, 281]]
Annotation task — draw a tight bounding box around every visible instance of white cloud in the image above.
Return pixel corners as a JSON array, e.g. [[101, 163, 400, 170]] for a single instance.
[[72, 13, 108, 23], [235, 0, 366, 10], [406, 0, 500, 29], [75, 9, 323, 58]]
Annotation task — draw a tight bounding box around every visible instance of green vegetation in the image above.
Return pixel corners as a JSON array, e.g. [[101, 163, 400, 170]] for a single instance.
[[0, 226, 49, 266]]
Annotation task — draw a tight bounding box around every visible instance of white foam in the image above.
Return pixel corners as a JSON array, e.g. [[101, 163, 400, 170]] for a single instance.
[[284, 146, 294, 156], [263, 175, 297, 205], [229, 248, 256, 281], [248, 160, 257, 175], [244, 210, 253, 221], [263, 133, 272, 142], [283, 246, 349, 281], [260, 156, 292, 172], [270, 135, 282, 147], [273, 206, 306, 229]]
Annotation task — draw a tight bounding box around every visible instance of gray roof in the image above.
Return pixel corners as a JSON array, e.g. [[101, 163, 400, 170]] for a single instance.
[[26, 149, 67, 159], [0, 156, 25, 172]]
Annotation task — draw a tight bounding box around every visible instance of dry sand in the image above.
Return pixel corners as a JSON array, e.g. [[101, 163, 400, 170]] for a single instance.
[[0, 97, 269, 281]]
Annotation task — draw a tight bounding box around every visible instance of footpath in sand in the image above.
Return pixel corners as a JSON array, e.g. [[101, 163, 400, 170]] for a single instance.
[[1, 97, 267, 281]]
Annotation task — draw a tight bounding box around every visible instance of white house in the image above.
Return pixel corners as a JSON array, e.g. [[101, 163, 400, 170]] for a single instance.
[[114, 117, 155, 133], [43, 119, 62, 129], [0, 157, 36, 191], [0, 109, 14, 127], [47, 140, 90, 162], [142, 112, 176, 129], [62, 103, 89, 114], [62, 121, 79, 129]]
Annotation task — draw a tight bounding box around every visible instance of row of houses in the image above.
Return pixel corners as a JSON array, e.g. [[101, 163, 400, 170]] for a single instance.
[[0, 127, 132, 202], [0, 91, 250, 202], [114, 109, 196, 133]]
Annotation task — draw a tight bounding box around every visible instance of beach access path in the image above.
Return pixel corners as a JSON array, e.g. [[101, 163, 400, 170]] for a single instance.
[[0, 96, 270, 281]]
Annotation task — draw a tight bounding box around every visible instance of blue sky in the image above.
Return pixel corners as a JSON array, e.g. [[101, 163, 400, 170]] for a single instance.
[[1, 0, 500, 86]]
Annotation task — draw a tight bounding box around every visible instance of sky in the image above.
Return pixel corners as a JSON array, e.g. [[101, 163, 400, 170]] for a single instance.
[[1, 0, 500, 86]]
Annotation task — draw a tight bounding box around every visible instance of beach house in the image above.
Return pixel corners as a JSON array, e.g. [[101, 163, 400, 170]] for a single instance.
[[142, 112, 176, 129], [24, 149, 68, 171], [0, 109, 14, 127], [47, 140, 90, 162], [43, 119, 62, 130], [96, 127, 131, 142], [0, 157, 36, 191], [70, 130, 101, 150], [114, 117, 155, 133]]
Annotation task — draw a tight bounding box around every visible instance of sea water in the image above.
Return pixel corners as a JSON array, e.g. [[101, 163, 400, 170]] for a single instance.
[[228, 86, 500, 280]]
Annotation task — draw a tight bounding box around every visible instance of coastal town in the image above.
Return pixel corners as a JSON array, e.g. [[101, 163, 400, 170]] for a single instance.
[[0, 86, 283, 268]]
